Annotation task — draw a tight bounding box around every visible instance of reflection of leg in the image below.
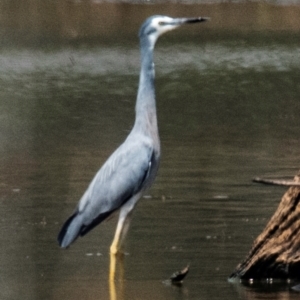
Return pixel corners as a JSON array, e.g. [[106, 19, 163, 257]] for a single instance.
[[109, 253, 117, 300], [110, 197, 137, 254], [109, 252, 117, 282], [109, 252, 124, 300]]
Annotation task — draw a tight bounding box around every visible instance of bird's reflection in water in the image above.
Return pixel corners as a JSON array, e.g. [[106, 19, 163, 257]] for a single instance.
[[109, 253, 125, 300]]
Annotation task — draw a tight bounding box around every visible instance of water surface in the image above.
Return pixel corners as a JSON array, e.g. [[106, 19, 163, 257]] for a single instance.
[[1, 2, 300, 300]]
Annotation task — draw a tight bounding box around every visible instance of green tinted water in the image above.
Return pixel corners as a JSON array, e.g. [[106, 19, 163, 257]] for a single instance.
[[0, 2, 300, 300]]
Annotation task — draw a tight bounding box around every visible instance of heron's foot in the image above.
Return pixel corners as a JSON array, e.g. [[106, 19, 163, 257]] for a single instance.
[[110, 243, 122, 255], [110, 246, 118, 255]]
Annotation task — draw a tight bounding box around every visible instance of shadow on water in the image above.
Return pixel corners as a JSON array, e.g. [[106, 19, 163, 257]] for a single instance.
[[1, 2, 300, 300]]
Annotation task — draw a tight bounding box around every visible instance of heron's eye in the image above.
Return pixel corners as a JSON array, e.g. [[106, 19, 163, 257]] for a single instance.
[[158, 21, 166, 26]]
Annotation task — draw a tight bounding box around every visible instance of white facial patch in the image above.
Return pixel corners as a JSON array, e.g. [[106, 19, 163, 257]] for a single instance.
[[150, 16, 180, 38]]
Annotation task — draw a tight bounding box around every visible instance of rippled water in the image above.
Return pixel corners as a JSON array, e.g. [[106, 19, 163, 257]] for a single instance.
[[1, 2, 300, 300]]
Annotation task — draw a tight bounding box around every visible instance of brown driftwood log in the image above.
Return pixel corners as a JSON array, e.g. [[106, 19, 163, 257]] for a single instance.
[[229, 172, 300, 281]]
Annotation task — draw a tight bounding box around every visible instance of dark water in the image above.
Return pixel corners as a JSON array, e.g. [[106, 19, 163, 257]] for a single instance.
[[1, 2, 300, 300]]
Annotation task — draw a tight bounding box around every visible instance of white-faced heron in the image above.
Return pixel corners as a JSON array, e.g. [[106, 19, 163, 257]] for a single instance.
[[58, 15, 208, 254]]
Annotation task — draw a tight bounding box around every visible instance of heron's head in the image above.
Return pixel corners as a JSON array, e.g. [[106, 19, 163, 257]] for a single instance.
[[139, 15, 208, 47]]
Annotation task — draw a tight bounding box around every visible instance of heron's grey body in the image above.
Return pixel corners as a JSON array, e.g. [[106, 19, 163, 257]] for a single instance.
[[58, 15, 208, 254]]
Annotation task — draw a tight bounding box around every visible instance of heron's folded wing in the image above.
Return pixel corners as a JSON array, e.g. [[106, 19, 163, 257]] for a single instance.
[[78, 140, 154, 223]]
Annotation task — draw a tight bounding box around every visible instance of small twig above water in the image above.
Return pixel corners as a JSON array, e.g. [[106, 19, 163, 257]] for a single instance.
[[170, 265, 190, 284], [163, 265, 190, 286], [253, 177, 300, 187]]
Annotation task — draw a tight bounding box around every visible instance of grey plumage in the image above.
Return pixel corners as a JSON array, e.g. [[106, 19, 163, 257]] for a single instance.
[[58, 15, 208, 254]]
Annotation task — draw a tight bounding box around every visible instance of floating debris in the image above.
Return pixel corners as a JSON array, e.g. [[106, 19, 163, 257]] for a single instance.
[[170, 265, 190, 284], [85, 252, 102, 257], [213, 195, 229, 199]]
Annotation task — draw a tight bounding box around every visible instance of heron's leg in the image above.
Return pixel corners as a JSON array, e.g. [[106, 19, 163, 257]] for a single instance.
[[110, 210, 133, 254], [110, 198, 137, 254]]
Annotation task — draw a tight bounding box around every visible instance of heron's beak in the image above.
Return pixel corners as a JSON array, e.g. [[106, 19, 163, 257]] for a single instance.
[[181, 17, 210, 24], [172, 17, 209, 26]]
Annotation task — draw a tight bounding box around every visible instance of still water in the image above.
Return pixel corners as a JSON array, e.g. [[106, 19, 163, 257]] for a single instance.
[[1, 2, 300, 300]]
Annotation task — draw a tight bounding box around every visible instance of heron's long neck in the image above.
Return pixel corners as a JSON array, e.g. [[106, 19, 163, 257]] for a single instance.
[[133, 39, 158, 137]]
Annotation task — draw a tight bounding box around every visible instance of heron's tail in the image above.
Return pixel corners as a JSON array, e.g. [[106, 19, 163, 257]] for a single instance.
[[57, 211, 83, 248], [58, 210, 115, 248]]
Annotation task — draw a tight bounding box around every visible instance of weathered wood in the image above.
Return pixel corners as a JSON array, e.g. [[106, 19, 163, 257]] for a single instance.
[[229, 172, 300, 281], [253, 177, 300, 187]]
